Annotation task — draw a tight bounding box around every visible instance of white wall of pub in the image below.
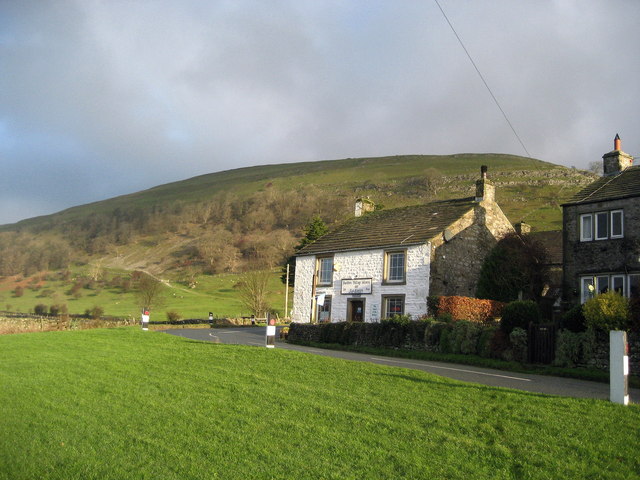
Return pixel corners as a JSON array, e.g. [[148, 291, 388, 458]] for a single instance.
[[292, 243, 431, 323]]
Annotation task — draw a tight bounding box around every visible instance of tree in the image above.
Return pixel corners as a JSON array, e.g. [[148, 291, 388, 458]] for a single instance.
[[476, 232, 550, 303], [280, 216, 328, 284], [134, 273, 166, 312], [238, 270, 272, 317]]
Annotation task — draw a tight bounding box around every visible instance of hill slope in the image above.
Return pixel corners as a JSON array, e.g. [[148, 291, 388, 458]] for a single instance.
[[0, 153, 595, 277]]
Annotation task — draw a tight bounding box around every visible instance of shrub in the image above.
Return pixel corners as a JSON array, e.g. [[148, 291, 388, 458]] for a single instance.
[[424, 321, 449, 349], [554, 329, 597, 368], [34, 304, 48, 316], [561, 304, 587, 333], [85, 305, 104, 319], [166, 310, 182, 322], [477, 326, 499, 358], [500, 300, 540, 334], [583, 291, 629, 332], [427, 296, 440, 317], [509, 327, 528, 363], [13, 286, 24, 298], [437, 296, 505, 323], [49, 304, 68, 316]]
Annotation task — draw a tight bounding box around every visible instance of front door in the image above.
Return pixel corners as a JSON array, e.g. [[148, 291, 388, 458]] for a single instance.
[[347, 299, 365, 322]]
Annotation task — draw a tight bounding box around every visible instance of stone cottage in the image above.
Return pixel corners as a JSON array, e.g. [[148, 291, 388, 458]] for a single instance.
[[562, 135, 640, 304], [291, 167, 514, 323]]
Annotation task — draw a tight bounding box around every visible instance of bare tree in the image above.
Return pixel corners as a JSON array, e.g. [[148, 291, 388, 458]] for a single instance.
[[238, 270, 271, 317], [587, 161, 603, 176], [134, 273, 166, 312]]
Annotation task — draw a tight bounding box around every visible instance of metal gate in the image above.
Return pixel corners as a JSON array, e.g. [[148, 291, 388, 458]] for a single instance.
[[528, 323, 556, 364]]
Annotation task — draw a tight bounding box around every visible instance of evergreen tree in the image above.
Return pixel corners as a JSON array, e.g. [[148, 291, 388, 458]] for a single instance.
[[280, 216, 328, 284]]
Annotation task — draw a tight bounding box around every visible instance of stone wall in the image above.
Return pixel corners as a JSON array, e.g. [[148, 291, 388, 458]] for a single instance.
[[429, 200, 514, 297]]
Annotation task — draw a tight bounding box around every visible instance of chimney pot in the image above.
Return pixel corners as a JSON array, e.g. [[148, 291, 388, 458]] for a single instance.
[[614, 133, 621, 151]]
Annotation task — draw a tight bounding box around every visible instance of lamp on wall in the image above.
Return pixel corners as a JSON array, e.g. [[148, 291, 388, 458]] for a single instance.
[[334, 263, 341, 272]]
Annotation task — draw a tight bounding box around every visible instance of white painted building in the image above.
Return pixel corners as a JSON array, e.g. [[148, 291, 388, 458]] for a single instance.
[[292, 167, 514, 323]]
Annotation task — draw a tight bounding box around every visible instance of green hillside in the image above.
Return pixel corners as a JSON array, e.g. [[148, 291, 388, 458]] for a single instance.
[[0, 153, 596, 318]]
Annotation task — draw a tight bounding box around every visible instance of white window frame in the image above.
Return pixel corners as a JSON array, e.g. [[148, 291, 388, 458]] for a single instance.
[[580, 214, 593, 242], [595, 212, 609, 240], [580, 276, 595, 304], [611, 210, 624, 239]]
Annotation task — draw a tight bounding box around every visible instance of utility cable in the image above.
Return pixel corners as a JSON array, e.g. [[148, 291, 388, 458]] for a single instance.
[[434, 0, 532, 158]]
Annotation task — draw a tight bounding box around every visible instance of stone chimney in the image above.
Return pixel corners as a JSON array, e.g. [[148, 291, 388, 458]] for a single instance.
[[355, 197, 375, 217], [475, 165, 495, 203], [603, 134, 633, 176], [514, 221, 531, 235]]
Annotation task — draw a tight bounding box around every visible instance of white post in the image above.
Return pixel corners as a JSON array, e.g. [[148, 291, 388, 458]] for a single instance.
[[265, 314, 276, 348], [610, 330, 629, 405]]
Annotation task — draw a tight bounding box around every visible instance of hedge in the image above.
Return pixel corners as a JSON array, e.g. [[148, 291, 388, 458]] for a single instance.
[[436, 296, 505, 323]]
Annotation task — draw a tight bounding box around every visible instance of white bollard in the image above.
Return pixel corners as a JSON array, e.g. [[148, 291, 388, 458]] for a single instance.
[[610, 330, 629, 405], [141, 310, 150, 331], [265, 315, 276, 348]]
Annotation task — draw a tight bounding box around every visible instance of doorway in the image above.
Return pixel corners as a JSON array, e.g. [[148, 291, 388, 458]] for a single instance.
[[347, 299, 365, 322]]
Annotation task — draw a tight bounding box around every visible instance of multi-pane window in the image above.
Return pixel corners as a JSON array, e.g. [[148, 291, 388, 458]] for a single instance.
[[580, 274, 637, 303], [382, 295, 405, 318], [317, 296, 332, 323], [580, 210, 623, 242], [385, 251, 406, 283], [317, 257, 333, 286]]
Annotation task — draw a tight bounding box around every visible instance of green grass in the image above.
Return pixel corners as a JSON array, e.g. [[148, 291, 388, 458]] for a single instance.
[[0, 270, 291, 320], [1, 328, 639, 479]]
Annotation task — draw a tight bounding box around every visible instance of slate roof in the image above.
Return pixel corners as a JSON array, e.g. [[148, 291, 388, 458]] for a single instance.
[[563, 165, 640, 206], [296, 197, 476, 256], [528, 230, 562, 266]]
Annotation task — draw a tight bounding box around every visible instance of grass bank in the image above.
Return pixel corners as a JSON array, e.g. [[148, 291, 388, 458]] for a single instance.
[[1, 328, 639, 479]]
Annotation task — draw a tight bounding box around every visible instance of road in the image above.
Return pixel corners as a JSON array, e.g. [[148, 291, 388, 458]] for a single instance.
[[163, 326, 639, 402]]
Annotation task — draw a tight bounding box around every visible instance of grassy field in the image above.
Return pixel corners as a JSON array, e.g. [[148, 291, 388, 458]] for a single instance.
[[0, 269, 291, 320], [1, 328, 638, 479]]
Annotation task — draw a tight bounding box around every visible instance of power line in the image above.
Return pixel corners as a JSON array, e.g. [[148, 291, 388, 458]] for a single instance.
[[433, 0, 531, 158]]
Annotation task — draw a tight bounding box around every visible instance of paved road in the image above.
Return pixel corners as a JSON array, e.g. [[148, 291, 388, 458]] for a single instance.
[[163, 327, 639, 402]]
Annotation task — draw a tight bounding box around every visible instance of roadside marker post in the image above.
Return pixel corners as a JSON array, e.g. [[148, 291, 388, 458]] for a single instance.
[[266, 314, 276, 348], [610, 330, 629, 405], [141, 310, 150, 331]]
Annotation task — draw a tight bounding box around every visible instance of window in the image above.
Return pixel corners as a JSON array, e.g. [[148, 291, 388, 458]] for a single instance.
[[595, 212, 608, 240], [580, 214, 593, 241], [316, 256, 333, 286], [629, 275, 640, 299], [382, 295, 405, 318], [611, 210, 624, 238], [384, 250, 406, 283], [612, 275, 625, 295], [580, 274, 637, 303], [317, 295, 332, 323], [580, 277, 595, 303], [580, 209, 623, 241], [595, 275, 609, 294]]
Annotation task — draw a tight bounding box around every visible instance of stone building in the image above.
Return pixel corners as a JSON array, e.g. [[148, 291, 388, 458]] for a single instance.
[[291, 167, 514, 323], [562, 135, 640, 304]]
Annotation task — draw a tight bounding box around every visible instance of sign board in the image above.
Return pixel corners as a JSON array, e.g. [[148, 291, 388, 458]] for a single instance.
[[341, 278, 372, 295]]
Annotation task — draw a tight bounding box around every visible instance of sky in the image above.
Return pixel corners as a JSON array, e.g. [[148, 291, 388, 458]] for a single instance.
[[1, 0, 639, 225]]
